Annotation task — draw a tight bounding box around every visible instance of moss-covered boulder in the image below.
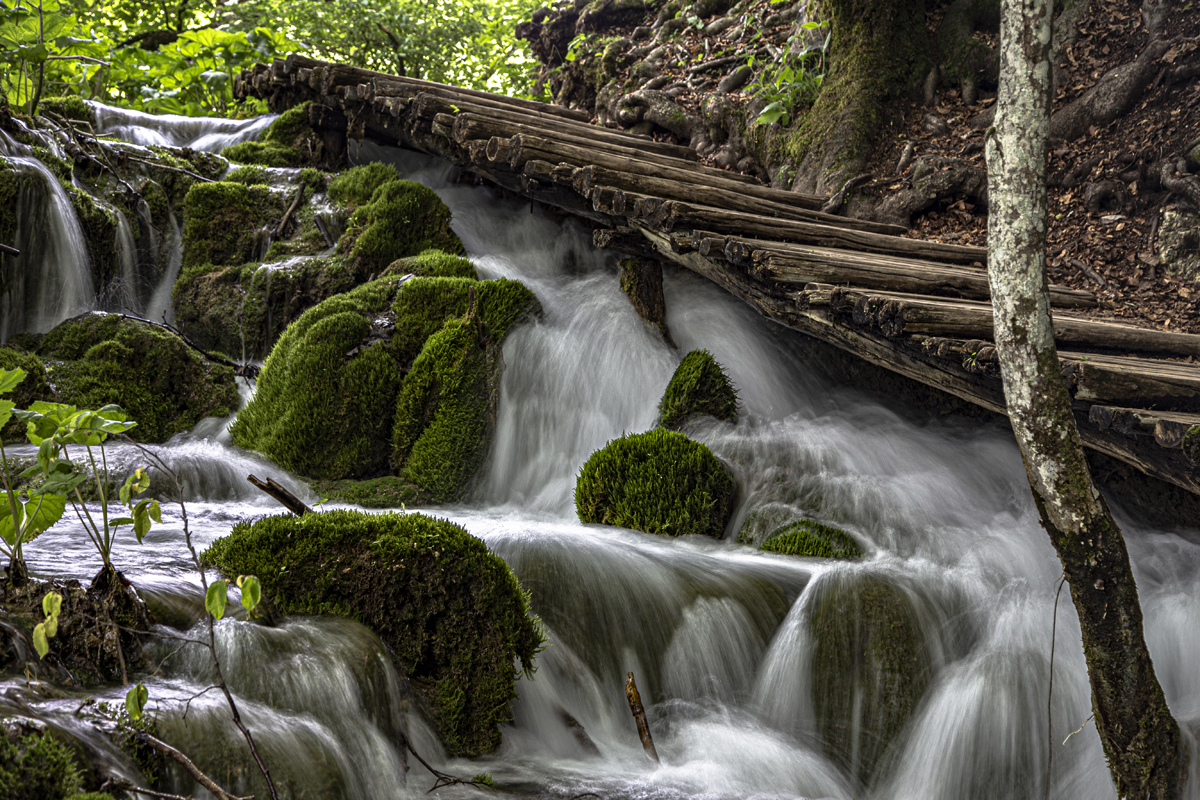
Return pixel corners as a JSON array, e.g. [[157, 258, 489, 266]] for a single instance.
[[574, 428, 734, 537], [760, 519, 862, 559], [807, 572, 932, 787], [329, 164, 464, 272], [658, 349, 738, 429], [229, 274, 538, 498], [181, 180, 287, 269], [0, 347, 50, 440], [221, 102, 323, 168], [38, 314, 237, 442], [202, 509, 544, 757], [383, 248, 478, 280]]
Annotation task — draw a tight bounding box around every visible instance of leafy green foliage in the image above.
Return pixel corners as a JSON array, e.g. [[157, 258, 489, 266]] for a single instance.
[[658, 349, 739, 430], [0, 725, 85, 800], [124, 682, 148, 721], [0, 348, 50, 441], [32, 590, 62, 657], [749, 20, 829, 126], [202, 509, 545, 756], [38, 314, 238, 442], [759, 519, 862, 559], [574, 428, 734, 537]]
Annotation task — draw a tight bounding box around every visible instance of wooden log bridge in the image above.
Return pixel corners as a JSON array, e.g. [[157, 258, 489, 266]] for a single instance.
[[234, 56, 1200, 498]]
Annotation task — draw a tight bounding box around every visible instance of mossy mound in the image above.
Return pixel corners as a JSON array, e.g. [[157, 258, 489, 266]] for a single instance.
[[658, 349, 738, 430], [225, 164, 272, 185], [760, 519, 862, 559], [201, 509, 544, 757], [0, 347, 50, 440], [329, 164, 464, 272], [574, 428, 734, 537], [229, 274, 538, 495], [311, 475, 421, 508], [38, 314, 237, 442], [181, 180, 287, 270], [36, 96, 92, 125], [808, 573, 932, 787], [221, 102, 320, 167], [383, 249, 479, 280]]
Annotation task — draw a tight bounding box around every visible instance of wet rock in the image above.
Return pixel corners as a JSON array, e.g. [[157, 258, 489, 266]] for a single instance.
[[808, 572, 933, 787], [717, 64, 754, 93], [1157, 207, 1200, 281], [619, 257, 670, 341], [759, 519, 862, 558]]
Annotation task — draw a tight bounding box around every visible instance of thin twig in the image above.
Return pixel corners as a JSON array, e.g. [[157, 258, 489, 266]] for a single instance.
[[1062, 713, 1094, 745], [401, 736, 493, 792], [1045, 572, 1067, 800], [101, 777, 191, 800], [135, 731, 253, 800]]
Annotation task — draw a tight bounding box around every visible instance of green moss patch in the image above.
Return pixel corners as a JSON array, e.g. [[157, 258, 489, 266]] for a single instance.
[[39, 313, 237, 442], [181, 181, 285, 269], [760, 519, 862, 559], [229, 274, 538, 491], [36, 96, 92, 125], [0, 346, 50, 440], [808, 573, 932, 786], [225, 165, 271, 185], [574, 428, 734, 537], [202, 509, 544, 757], [383, 249, 478, 280], [221, 102, 318, 168], [329, 164, 464, 272], [0, 725, 85, 800], [658, 349, 738, 429], [312, 475, 421, 508]]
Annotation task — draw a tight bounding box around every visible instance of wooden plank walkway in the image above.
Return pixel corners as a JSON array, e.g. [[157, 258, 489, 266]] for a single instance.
[[234, 56, 1200, 497]]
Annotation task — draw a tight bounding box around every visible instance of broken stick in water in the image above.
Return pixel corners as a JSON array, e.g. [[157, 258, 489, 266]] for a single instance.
[[624, 671, 659, 763], [247, 474, 312, 516]]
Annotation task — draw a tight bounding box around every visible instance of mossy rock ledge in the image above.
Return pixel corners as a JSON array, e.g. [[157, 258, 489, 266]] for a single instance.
[[202, 509, 544, 757], [229, 273, 539, 502], [574, 427, 734, 537], [760, 519, 863, 559], [220, 102, 328, 168], [658, 349, 738, 430], [34, 313, 237, 442], [807, 572, 932, 788]]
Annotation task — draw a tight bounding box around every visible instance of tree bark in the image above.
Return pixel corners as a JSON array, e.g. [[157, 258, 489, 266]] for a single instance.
[[985, 0, 1185, 795]]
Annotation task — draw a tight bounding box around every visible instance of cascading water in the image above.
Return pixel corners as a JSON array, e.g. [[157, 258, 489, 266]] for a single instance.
[[6, 111, 1200, 800]]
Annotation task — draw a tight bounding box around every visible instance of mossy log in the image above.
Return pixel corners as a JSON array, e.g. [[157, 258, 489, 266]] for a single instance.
[[201, 509, 544, 757]]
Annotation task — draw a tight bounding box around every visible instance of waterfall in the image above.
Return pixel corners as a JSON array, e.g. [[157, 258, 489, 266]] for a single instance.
[[90, 101, 277, 151], [5, 114, 1200, 800]]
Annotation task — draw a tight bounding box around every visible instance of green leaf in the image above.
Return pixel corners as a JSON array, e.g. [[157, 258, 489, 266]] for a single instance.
[[0, 497, 23, 547], [125, 682, 148, 721], [206, 579, 228, 620], [0, 399, 14, 431], [22, 492, 65, 541], [0, 367, 25, 395], [237, 575, 261, 615], [42, 591, 62, 637], [755, 101, 790, 126], [33, 623, 48, 658]]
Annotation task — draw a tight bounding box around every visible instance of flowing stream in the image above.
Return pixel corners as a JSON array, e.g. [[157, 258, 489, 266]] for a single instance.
[[5, 109, 1200, 800]]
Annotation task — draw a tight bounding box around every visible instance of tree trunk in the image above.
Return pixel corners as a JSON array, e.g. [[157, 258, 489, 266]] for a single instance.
[[789, 0, 928, 194], [985, 0, 1185, 796]]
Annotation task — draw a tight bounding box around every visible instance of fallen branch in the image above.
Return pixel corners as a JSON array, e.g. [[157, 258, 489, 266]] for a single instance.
[[624, 671, 659, 763], [275, 185, 305, 238], [1068, 257, 1107, 287], [247, 474, 312, 516], [101, 777, 191, 800], [0, 243, 17, 256], [135, 731, 253, 800]]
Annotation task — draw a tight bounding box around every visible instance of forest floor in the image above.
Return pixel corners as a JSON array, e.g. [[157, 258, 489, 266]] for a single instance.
[[559, 0, 1200, 342]]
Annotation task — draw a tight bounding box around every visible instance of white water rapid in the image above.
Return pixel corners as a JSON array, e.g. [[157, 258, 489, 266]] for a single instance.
[[6, 113, 1200, 800]]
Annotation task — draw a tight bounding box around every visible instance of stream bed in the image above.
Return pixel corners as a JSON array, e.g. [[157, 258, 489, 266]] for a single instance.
[[3, 107, 1200, 800]]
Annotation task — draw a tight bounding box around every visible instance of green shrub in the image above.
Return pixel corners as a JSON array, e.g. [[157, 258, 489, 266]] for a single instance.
[[0, 726, 84, 800], [760, 519, 862, 559], [202, 509, 544, 757], [39, 314, 237, 442], [574, 428, 734, 537], [658, 349, 738, 429]]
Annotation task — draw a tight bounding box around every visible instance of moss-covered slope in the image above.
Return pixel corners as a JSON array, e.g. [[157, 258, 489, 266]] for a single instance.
[[202, 509, 544, 757], [658, 348, 739, 429], [37, 313, 237, 442], [221, 102, 325, 168], [574, 427, 734, 537], [760, 519, 862, 559]]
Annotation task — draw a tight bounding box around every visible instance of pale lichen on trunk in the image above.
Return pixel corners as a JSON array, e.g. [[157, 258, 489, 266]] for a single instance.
[[985, 0, 1185, 794]]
